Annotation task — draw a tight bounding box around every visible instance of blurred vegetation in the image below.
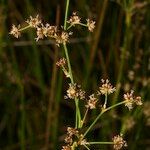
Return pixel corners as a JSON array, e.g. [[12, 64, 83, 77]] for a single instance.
[[0, 0, 150, 149]]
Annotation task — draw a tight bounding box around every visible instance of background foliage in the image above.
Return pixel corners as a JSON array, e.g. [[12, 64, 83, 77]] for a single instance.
[[0, 0, 149, 149]]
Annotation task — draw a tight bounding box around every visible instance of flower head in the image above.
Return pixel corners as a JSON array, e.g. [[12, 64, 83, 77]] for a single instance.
[[86, 19, 95, 32], [55, 31, 71, 46], [35, 26, 45, 41], [112, 134, 127, 150], [10, 24, 21, 38], [68, 12, 81, 26], [62, 145, 71, 150], [42, 23, 57, 37], [65, 83, 85, 100], [98, 79, 116, 95], [124, 90, 142, 110], [86, 94, 98, 109], [56, 58, 66, 67], [26, 15, 41, 28]]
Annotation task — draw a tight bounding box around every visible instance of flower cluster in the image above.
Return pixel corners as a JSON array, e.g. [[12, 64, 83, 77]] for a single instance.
[[62, 127, 79, 149], [9, 25, 21, 38], [123, 90, 142, 110], [10, 15, 72, 46], [67, 12, 81, 26], [112, 134, 127, 150], [65, 83, 85, 100], [85, 94, 98, 109], [67, 12, 95, 32], [86, 19, 96, 32], [98, 79, 116, 95]]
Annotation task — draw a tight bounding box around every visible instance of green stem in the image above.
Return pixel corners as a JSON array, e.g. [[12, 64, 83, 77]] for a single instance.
[[63, 0, 81, 128], [81, 108, 89, 127], [88, 142, 113, 145], [103, 94, 108, 109], [83, 100, 127, 137], [67, 23, 87, 30], [64, 0, 70, 30], [19, 25, 30, 31], [83, 144, 91, 150]]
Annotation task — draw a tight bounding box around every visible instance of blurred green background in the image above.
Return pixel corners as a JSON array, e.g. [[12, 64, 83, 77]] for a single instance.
[[0, 0, 150, 149]]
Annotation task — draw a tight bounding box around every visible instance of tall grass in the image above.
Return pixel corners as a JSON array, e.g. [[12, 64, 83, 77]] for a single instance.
[[0, 0, 149, 149]]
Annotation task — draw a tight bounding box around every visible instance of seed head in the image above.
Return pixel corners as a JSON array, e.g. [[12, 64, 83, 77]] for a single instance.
[[67, 127, 79, 137], [123, 90, 134, 110], [86, 19, 95, 32], [124, 90, 142, 110], [35, 26, 45, 41], [68, 12, 81, 26], [62, 145, 71, 150], [98, 79, 116, 95], [112, 134, 127, 150], [65, 83, 85, 100], [26, 15, 41, 28], [56, 58, 66, 67], [86, 94, 98, 109], [42, 23, 57, 37], [55, 31, 70, 45], [10, 24, 21, 38]]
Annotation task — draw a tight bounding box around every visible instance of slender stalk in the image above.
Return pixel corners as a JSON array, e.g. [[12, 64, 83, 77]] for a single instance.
[[81, 108, 89, 127], [19, 25, 30, 31], [83, 100, 127, 137], [63, 0, 81, 128], [88, 142, 113, 145], [64, 0, 70, 30], [83, 144, 91, 150], [83, 111, 104, 137], [103, 94, 108, 109]]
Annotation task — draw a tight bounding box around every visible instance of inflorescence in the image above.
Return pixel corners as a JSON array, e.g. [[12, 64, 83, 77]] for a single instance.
[[10, 13, 95, 46]]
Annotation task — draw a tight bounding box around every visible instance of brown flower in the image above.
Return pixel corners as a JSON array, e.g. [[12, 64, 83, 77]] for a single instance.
[[112, 134, 127, 150], [124, 90, 142, 110], [86, 19, 95, 32], [65, 83, 85, 100], [98, 79, 116, 95], [10, 24, 21, 38], [86, 94, 98, 109], [68, 12, 81, 26], [26, 15, 41, 28]]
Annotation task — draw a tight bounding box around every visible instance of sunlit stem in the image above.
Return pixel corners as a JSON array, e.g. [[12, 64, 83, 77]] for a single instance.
[[81, 108, 89, 128], [63, 0, 81, 128], [103, 93, 108, 109], [83, 144, 91, 150], [19, 25, 30, 31], [87, 142, 113, 145], [83, 100, 127, 137]]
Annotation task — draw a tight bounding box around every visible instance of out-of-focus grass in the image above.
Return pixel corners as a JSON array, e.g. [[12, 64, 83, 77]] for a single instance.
[[0, 0, 149, 149]]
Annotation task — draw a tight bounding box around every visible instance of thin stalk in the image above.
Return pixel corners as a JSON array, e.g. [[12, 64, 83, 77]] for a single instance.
[[19, 25, 30, 31], [67, 23, 87, 30], [88, 142, 113, 145], [83, 144, 91, 150], [83, 100, 127, 137], [64, 0, 70, 30], [63, 0, 81, 128], [103, 94, 108, 109], [81, 108, 89, 127], [83, 111, 104, 137]]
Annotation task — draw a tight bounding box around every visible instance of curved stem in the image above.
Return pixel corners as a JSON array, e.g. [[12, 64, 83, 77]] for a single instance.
[[83, 100, 127, 137]]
